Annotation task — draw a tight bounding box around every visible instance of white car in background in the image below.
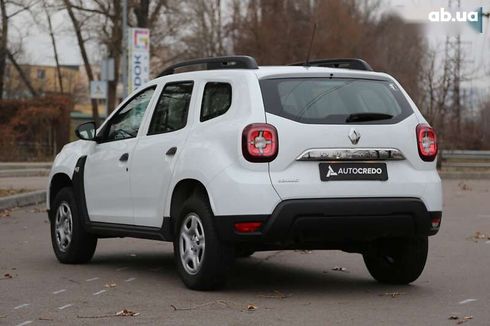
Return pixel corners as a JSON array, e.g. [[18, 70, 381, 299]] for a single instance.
[[47, 56, 442, 290]]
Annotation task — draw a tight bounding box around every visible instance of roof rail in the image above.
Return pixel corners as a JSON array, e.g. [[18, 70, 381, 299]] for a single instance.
[[289, 58, 373, 71], [158, 55, 259, 76]]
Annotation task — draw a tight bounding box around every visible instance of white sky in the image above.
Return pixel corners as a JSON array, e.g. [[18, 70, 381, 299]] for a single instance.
[[10, 0, 490, 93], [386, 0, 490, 90]]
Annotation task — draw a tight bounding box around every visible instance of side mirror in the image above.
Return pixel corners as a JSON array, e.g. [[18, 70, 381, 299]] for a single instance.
[[75, 121, 97, 141]]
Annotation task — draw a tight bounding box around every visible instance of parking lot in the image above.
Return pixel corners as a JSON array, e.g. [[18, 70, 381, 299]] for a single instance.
[[1, 179, 489, 325]]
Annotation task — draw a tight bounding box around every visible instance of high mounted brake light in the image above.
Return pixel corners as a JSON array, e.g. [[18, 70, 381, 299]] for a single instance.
[[242, 123, 278, 162], [416, 124, 438, 162]]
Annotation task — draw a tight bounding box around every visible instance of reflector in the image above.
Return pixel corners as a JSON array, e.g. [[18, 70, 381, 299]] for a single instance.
[[234, 222, 262, 233]]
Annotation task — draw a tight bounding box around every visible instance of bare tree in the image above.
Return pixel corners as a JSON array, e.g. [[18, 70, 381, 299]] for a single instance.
[[6, 48, 37, 97], [66, 1, 168, 113], [62, 0, 99, 124], [42, 0, 63, 93], [131, 0, 166, 28], [144, 0, 188, 70], [181, 0, 227, 58], [0, 0, 38, 99]]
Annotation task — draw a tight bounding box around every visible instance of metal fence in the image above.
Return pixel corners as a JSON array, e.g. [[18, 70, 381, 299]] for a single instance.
[[440, 150, 490, 171], [441, 150, 490, 160]]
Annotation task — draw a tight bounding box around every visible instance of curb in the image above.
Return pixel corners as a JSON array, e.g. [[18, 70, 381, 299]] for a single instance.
[[0, 162, 52, 170], [0, 169, 50, 178], [0, 190, 46, 210]]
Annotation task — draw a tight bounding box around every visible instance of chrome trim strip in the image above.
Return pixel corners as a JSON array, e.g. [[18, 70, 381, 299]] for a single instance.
[[296, 148, 405, 161]]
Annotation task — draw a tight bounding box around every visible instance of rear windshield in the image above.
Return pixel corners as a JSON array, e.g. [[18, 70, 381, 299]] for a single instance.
[[260, 78, 413, 124]]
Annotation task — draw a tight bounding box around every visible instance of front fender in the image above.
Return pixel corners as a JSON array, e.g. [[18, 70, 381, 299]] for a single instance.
[[46, 140, 94, 210]]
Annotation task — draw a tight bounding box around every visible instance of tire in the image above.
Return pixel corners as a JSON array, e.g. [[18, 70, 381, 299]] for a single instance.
[[174, 192, 234, 290], [363, 236, 428, 284], [50, 187, 97, 264]]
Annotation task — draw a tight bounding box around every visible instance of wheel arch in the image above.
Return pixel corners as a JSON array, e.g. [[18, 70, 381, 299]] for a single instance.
[[168, 179, 214, 234], [49, 173, 72, 216]]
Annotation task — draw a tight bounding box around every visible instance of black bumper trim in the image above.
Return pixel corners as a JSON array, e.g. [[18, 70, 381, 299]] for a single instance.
[[214, 198, 440, 245]]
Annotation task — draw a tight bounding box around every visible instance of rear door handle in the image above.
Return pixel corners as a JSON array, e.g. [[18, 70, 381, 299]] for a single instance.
[[166, 147, 177, 156], [119, 153, 129, 162]]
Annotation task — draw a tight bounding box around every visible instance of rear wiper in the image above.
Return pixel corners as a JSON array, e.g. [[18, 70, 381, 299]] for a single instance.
[[345, 112, 393, 123]]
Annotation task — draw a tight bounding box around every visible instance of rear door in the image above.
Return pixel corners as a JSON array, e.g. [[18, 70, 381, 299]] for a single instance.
[[260, 77, 425, 200]]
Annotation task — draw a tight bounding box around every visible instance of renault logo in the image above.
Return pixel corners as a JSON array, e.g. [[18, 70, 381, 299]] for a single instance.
[[348, 128, 361, 145]]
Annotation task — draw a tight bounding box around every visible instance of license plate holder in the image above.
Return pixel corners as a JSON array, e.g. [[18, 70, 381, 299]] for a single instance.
[[319, 163, 388, 181]]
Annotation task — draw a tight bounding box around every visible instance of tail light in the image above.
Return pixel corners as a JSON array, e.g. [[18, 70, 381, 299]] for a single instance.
[[242, 123, 278, 162], [416, 124, 438, 162]]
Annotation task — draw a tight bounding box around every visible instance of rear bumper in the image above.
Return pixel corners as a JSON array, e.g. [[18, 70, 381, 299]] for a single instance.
[[214, 198, 441, 247]]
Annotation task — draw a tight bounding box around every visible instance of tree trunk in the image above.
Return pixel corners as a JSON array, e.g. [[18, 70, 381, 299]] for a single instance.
[[44, 2, 63, 93], [63, 0, 99, 125], [0, 0, 8, 99], [134, 0, 150, 28]]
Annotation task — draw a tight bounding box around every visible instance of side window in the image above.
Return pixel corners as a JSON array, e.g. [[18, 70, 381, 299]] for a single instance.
[[200, 82, 232, 122], [104, 87, 156, 141], [148, 81, 193, 135]]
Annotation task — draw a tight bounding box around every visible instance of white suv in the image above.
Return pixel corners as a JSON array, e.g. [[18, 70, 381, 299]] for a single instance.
[[47, 56, 442, 290]]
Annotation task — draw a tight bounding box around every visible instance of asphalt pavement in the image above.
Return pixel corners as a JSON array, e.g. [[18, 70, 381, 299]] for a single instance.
[[0, 179, 489, 325]]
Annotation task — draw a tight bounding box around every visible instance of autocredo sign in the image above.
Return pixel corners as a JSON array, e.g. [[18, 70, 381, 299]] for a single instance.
[[128, 28, 150, 94]]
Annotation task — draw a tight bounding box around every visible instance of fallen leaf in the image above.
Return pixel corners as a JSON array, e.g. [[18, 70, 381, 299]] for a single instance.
[[116, 309, 140, 317], [467, 231, 490, 242], [2, 273, 13, 280], [332, 266, 348, 272], [458, 182, 471, 191], [474, 231, 487, 239], [0, 209, 11, 218], [247, 304, 257, 311]]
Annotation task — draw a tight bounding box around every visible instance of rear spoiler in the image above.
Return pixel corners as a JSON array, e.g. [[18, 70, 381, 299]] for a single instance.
[[289, 58, 373, 71]]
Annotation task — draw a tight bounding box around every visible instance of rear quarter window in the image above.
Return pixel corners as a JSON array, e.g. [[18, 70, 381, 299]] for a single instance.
[[260, 78, 413, 124], [200, 82, 232, 122]]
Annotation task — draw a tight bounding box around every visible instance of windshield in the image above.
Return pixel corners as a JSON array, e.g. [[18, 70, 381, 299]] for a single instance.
[[260, 78, 413, 124]]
